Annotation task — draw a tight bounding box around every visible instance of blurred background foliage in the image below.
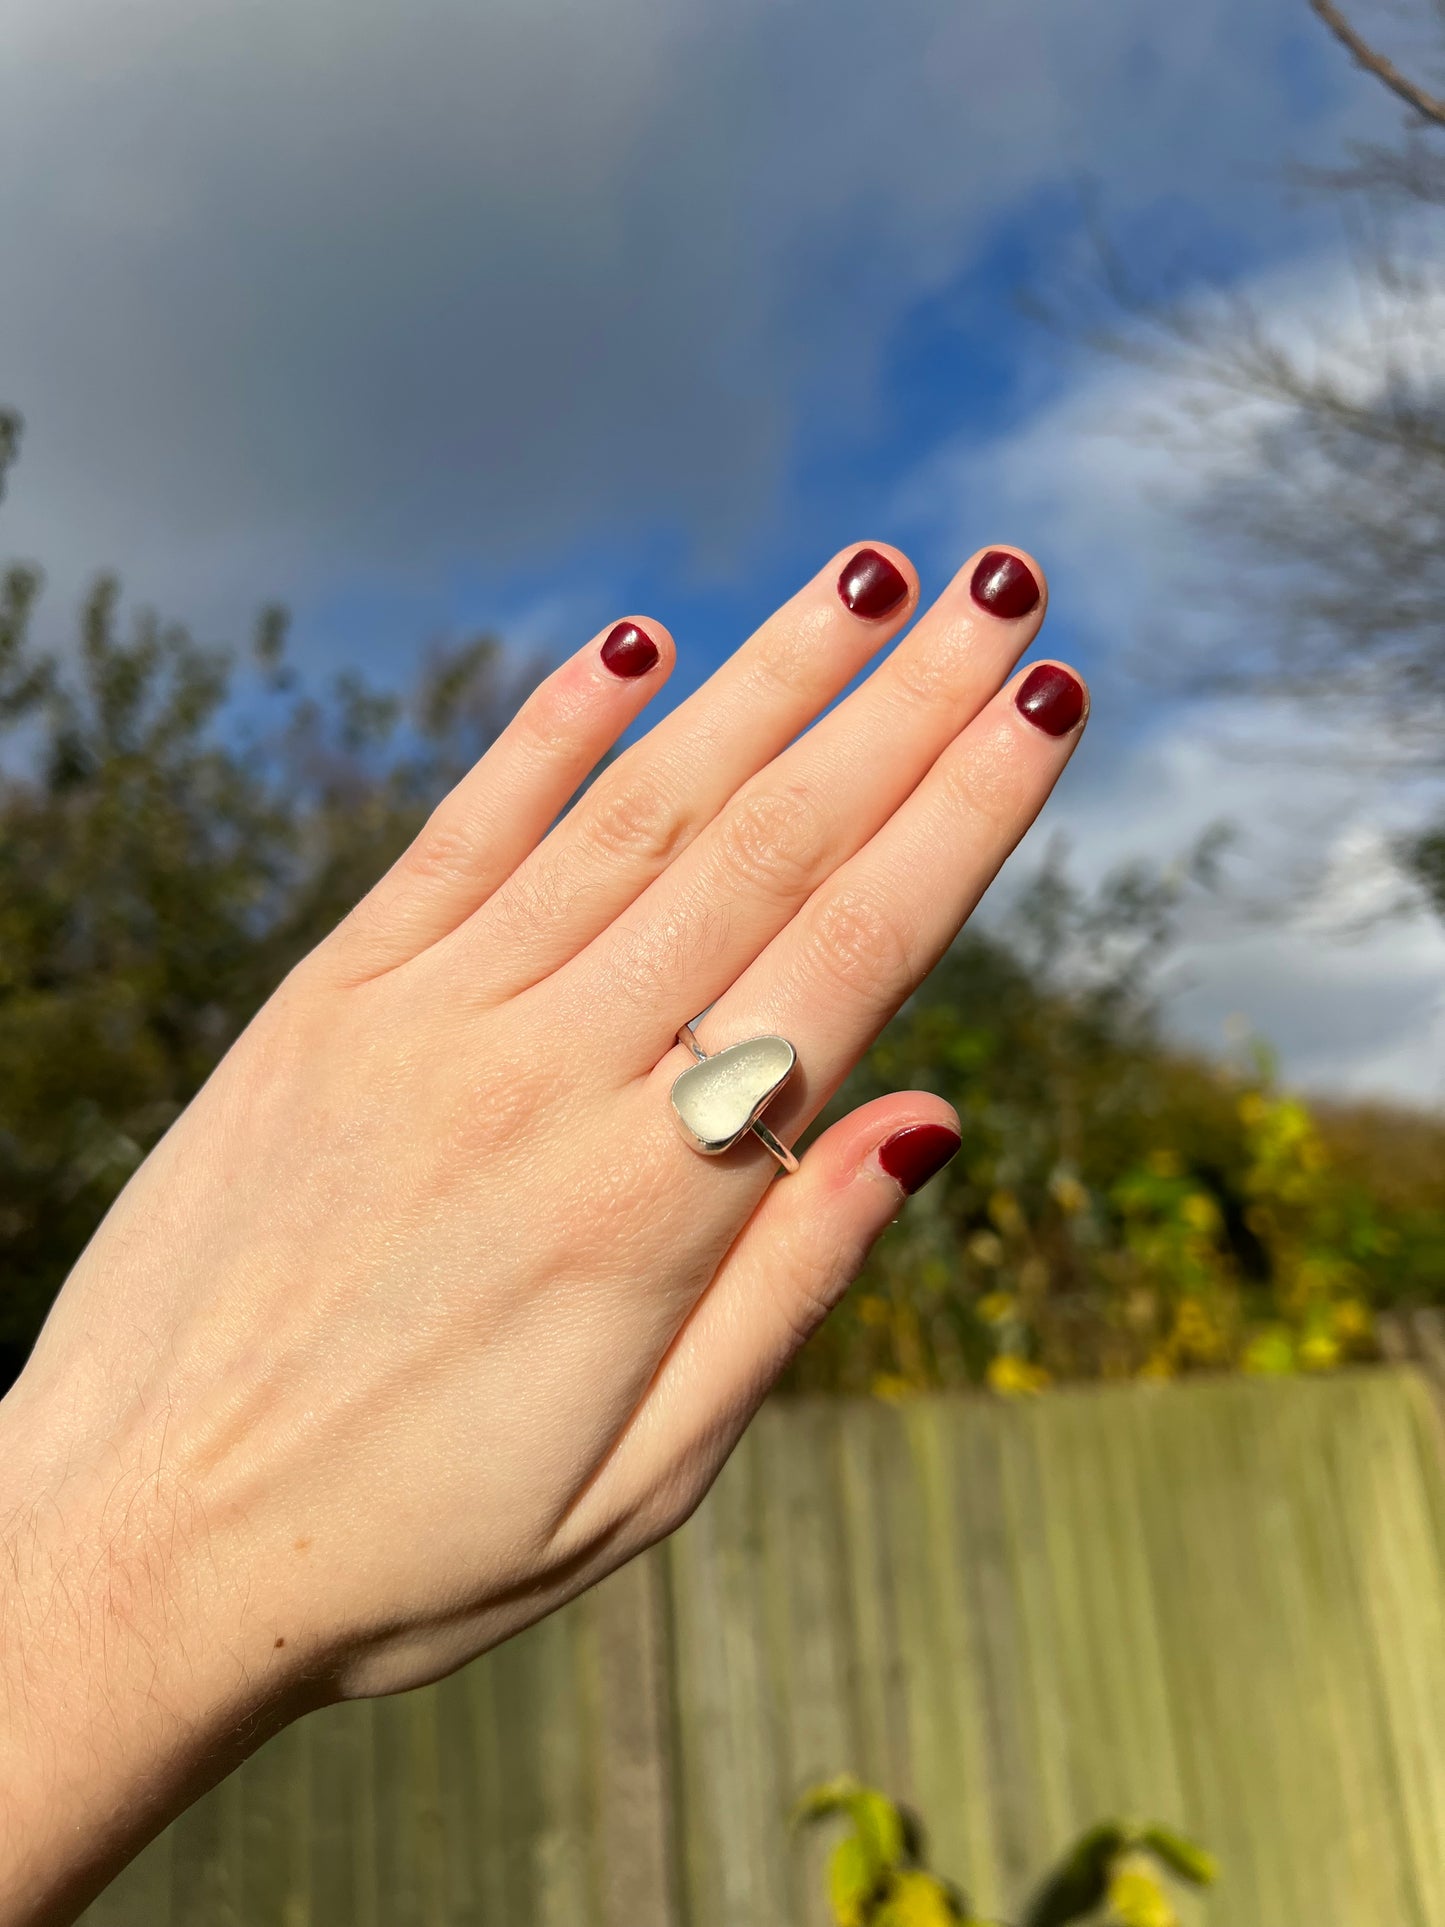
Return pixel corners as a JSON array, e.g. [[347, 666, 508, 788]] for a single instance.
[[794, 879, 1445, 1395], [2, 392, 1441, 1396], [0, 408, 546, 1385]]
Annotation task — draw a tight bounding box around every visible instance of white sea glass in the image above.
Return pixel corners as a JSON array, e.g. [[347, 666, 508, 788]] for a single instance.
[[670, 1035, 795, 1155]]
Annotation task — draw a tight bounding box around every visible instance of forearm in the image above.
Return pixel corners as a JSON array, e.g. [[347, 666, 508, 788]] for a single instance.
[[0, 1388, 302, 1927]]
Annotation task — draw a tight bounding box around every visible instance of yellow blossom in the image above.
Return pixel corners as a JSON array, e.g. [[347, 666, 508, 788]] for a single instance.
[[987, 1355, 1050, 1397]]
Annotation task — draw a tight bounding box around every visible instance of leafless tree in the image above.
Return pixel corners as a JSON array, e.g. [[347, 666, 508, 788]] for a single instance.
[[1074, 1, 1445, 913]]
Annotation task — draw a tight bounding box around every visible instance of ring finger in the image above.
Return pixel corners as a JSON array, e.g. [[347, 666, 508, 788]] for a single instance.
[[649, 658, 1089, 1193]]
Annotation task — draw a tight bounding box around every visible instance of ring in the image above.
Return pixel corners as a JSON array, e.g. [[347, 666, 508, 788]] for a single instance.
[[670, 1023, 801, 1174]]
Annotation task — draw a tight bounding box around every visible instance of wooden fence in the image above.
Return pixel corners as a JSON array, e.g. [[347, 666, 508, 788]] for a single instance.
[[82, 1370, 1445, 1927]]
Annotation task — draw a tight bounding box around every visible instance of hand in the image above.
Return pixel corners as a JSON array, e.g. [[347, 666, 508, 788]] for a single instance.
[[0, 542, 1084, 1923]]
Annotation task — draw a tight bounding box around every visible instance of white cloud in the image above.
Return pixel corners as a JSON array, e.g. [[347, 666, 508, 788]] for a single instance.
[[919, 240, 1445, 1106], [0, 0, 1383, 632], [1036, 707, 1445, 1106]]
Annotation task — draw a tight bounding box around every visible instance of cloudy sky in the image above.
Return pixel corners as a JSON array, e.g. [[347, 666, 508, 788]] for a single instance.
[[3, 0, 1442, 1103]]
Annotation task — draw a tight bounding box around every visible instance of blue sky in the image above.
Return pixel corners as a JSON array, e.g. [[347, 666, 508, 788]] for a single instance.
[[2, 0, 1442, 1100]]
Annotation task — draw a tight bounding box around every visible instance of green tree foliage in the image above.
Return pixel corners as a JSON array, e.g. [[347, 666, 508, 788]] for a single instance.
[[793, 1778, 1216, 1927], [0, 410, 543, 1384]]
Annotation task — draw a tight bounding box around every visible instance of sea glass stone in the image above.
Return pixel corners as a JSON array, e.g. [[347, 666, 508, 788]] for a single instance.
[[670, 1035, 796, 1155]]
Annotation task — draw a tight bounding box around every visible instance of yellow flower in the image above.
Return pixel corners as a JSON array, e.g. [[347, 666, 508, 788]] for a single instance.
[[1298, 1330, 1341, 1373], [1180, 1191, 1219, 1235], [988, 1188, 1025, 1236], [1243, 1326, 1296, 1376], [1331, 1298, 1373, 1343], [871, 1373, 915, 1403], [987, 1355, 1050, 1397], [1172, 1298, 1224, 1359], [1050, 1170, 1090, 1215], [977, 1290, 1015, 1325], [967, 1230, 1006, 1268]]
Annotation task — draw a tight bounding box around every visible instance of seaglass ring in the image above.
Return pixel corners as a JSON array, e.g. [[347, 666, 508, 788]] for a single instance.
[[670, 1023, 801, 1174]]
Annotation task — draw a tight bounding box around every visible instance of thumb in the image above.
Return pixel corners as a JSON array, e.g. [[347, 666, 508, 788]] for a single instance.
[[694, 1093, 962, 1394], [611, 1095, 962, 1503]]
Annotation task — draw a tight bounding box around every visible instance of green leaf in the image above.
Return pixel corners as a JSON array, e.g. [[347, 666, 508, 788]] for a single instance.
[[1139, 1825, 1217, 1888], [829, 1834, 881, 1927], [873, 1868, 968, 1926], [793, 1775, 867, 1830], [1106, 1865, 1177, 1927], [794, 1778, 906, 1880], [852, 1788, 907, 1877], [796, 1779, 912, 1925], [1018, 1822, 1131, 1927]]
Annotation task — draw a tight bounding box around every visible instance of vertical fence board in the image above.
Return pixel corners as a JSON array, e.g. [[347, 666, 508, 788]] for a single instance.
[[370, 1683, 426, 1927], [948, 1404, 1043, 1909], [461, 1638, 509, 1923], [754, 1402, 859, 1927], [576, 1557, 680, 1927]]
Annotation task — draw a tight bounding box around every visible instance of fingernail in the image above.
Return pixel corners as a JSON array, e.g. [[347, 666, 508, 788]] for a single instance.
[[600, 622, 659, 678], [838, 548, 909, 620], [1015, 662, 1085, 736], [970, 550, 1041, 620], [878, 1122, 961, 1196]]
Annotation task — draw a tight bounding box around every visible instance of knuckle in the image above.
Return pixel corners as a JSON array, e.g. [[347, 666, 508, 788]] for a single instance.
[[483, 855, 568, 954], [937, 750, 1018, 844], [713, 782, 830, 900], [578, 764, 690, 871], [772, 1225, 849, 1352], [442, 1052, 550, 1166], [743, 614, 827, 705], [889, 634, 961, 711], [331, 875, 391, 956], [399, 805, 481, 890], [806, 888, 913, 997], [508, 690, 566, 764]]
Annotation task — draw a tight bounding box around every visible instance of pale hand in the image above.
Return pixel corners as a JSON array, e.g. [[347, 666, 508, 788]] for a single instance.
[[0, 543, 1084, 1925]]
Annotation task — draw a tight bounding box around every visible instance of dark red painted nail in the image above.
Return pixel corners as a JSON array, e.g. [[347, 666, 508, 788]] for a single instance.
[[1015, 663, 1085, 736], [878, 1122, 961, 1196], [970, 550, 1041, 620], [838, 548, 909, 620], [600, 622, 659, 678]]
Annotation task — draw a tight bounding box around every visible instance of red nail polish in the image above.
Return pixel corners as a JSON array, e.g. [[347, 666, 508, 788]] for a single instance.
[[1015, 663, 1085, 736], [601, 622, 659, 678], [878, 1122, 961, 1195], [970, 550, 1041, 620], [838, 548, 909, 619]]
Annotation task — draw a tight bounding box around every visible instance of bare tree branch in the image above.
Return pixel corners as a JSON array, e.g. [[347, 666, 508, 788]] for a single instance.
[[1308, 0, 1445, 129]]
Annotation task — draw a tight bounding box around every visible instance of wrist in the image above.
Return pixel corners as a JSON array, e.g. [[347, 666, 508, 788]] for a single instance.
[[0, 1381, 307, 1925]]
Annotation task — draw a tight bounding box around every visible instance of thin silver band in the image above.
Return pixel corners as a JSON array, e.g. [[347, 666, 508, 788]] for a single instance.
[[677, 1023, 801, 1174]]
